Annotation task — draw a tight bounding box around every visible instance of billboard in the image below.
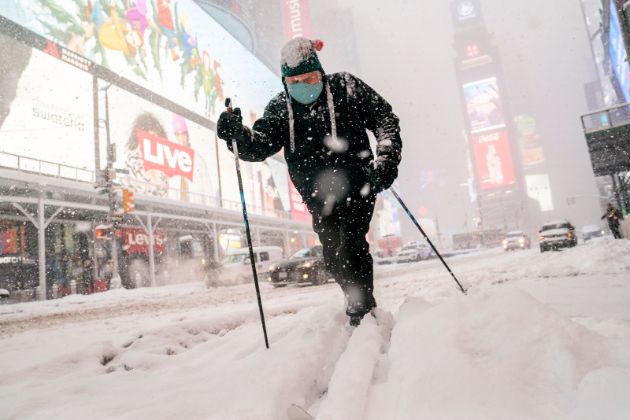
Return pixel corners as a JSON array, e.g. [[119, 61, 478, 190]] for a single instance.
[[0, 0, 282, 122], [514, 114, 545, 168], [259, 157, 291, 216], [525, 174, 553, 212], [451, 0, 483, 28], [289, 179, 311, 223], [471, 130, 516, 190], [463, 77, 506, 133], [282, 0, 312, 40], [106, 84, 220, 205], [122, 228, 166, 254], [0, 31, 94, 173], [608, 0, 630, 103], [377, 194, 401, 237]]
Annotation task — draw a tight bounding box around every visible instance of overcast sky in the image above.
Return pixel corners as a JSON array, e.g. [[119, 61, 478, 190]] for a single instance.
[[313, 0, 603, 239]]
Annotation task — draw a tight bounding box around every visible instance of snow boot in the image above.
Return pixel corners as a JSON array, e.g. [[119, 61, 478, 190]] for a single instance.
[[347, 292, 377, 327]]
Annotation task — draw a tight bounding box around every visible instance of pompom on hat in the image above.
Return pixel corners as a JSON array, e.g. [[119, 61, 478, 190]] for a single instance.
[[281, 37, 325, 77]]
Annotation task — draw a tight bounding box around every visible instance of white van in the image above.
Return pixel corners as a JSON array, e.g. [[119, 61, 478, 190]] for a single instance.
[[215, 246, 284, 286]]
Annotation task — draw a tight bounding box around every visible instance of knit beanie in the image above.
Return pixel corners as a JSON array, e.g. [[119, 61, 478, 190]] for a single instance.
[[280, 37, 324, 77]]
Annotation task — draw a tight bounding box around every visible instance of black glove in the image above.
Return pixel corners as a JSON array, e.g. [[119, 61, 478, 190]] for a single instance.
[[370, 160, 398, 194], [217, 107, 244, 142]]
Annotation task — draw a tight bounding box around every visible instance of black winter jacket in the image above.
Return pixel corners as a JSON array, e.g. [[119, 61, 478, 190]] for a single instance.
[[228, 72, 402, 208]]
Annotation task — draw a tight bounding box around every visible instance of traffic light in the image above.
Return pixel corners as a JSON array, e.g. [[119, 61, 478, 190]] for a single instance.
[[95, 225, 112, 240], [122, 189, 135, 213]]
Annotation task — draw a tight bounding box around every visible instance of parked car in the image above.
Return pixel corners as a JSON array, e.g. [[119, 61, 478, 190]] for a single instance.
[[214, 246, 284, 286], [372, 249, 396, 265], [581, 224, 606, 242], [268, 246, 331, 287], [502, 230, 531, 251], [538, 220, 578, 252], [395, 242, 432, 263]]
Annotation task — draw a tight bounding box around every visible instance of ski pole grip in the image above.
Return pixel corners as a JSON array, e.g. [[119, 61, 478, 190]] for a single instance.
[[225, 97, 233, 113]]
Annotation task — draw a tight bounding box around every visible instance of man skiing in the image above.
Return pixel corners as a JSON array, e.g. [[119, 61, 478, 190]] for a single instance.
[[217, 37, 402, 325], [601, 203, 624, 239]]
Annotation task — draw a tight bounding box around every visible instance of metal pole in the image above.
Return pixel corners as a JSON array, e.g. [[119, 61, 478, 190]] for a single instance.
[[390, 189, 467, 295], [91, 220, 99, 287], [225, 97, 269, 349], [233, 140, 269, 348], [38, 193, 46, 300], [212, 222, 219, 261], [255, 227, 261, 247], [284, 230, 291, 258], [93, 74, 101, 174], [104, 87, 121, 288], [148, 214, 157, 287]]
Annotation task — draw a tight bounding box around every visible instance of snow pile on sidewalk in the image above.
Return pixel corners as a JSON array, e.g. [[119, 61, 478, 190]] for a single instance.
[[366, 287, 630, 420]]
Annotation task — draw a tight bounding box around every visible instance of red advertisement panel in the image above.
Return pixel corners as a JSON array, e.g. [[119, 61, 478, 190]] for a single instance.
[[137, 129, 195, 181], [289, 179, 311, 223], [471, 130, 515, 190], [122, 228, 166, 255], [282, 0, 312, 40]]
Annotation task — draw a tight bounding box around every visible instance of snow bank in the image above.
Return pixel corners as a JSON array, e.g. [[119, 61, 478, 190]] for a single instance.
[[461, 238, 630, 288], [366, 287, 630, 420], [0, 305, 352, 420]]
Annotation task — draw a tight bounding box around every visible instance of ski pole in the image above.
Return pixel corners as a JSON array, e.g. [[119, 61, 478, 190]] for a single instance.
[[389, 188, 467, 295], [225, 97, 270, 348]]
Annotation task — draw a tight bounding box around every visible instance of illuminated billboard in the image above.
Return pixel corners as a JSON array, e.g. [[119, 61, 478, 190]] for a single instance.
[[289, 180, 311, 223], [377, 194, 401, 237], [0, 31, 94, 174], [0, 0, 281, 122], [471, 130, 515, 190], [608, 0, 630, 102], [525, 174, 553, 212], [451, 0, 483, 28], [106, 84, 220, 205], [282, 0, 312, 40], [259, 157, 292, 216], [514, 114, 545, 168], [463, 77, 506, 133]]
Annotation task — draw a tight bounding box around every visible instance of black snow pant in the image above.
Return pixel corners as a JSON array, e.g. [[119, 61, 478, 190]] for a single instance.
[[308, 193, 377, 317], [609, 222, 623, 239]]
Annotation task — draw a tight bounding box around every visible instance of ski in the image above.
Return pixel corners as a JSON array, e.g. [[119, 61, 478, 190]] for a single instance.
[[286, 309, 394, 420], [286, 404, 314, 420]]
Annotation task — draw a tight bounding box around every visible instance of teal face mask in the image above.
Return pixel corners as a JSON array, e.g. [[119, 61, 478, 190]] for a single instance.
[[287, 81, 324, 105]]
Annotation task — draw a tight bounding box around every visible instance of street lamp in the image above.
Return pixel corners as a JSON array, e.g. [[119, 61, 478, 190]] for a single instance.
[[99, 83, 122, 288]]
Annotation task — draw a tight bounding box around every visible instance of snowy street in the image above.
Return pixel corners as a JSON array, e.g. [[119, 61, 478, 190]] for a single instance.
[[1, 239, 629, 419]]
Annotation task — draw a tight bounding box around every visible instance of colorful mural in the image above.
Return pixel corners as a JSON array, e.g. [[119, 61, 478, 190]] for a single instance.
[[1, 0, 281, 121]]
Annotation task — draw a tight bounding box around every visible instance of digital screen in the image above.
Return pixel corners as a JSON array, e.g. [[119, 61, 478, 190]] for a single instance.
[[0, 0, 281, 122], [471, 130, 516, 190], [526, 174, 554, 212], [463, 77, 506, 134], [608, 0, 630, 102], [106, 83, 220, 205], [0, 32, 94, 175]]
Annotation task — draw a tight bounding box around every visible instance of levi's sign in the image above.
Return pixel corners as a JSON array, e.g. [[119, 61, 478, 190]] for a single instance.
[[137, 129, 195, 180], [123, 228, 166, 254]]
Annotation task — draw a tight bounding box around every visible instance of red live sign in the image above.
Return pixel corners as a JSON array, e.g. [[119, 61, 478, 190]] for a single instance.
[[137, 129, 195, 180]]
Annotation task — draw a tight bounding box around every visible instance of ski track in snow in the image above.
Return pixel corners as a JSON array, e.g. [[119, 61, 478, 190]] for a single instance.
[[307, 308, 395, 420]]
